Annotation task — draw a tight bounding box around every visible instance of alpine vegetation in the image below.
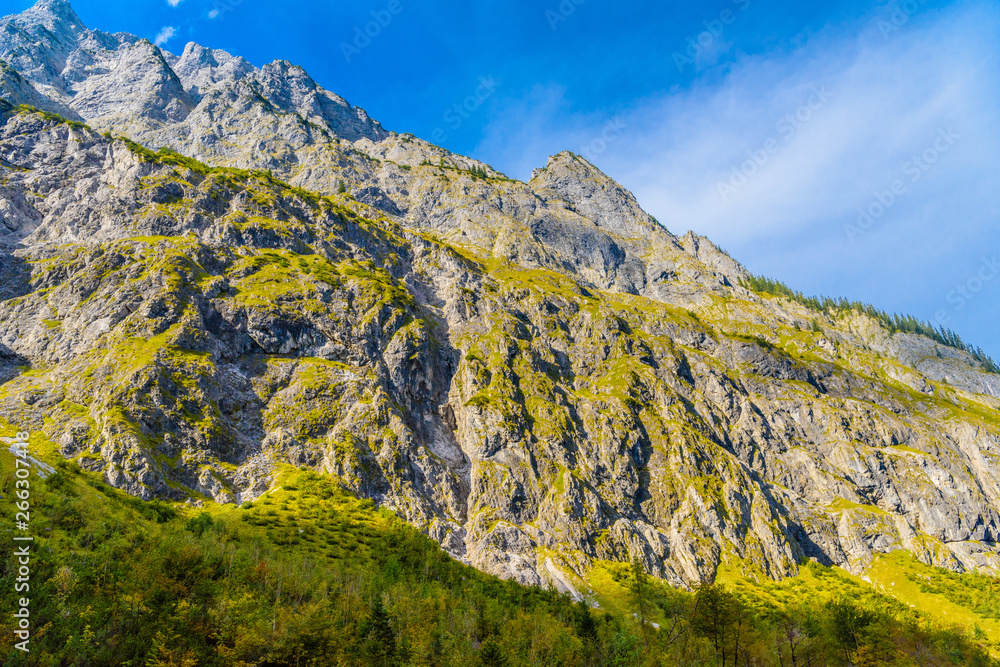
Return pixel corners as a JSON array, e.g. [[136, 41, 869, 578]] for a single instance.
[[1, 1, 999, 664]]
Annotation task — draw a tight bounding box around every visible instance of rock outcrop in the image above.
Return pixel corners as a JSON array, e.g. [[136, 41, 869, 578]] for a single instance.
[[1, 1, 998, 592]]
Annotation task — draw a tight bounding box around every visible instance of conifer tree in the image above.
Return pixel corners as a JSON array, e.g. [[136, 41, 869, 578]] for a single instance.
[[360, 598, 397, 667], [478, 637, 509, 667], [629, 559, 654, 649]]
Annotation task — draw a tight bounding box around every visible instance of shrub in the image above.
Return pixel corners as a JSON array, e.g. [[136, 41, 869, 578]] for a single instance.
[[185, 511, 215, 536]]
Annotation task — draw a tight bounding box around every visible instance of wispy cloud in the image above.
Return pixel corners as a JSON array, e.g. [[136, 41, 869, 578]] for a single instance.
[[167, 0, 184, 7], [154, 26, 177, 46], [609, 22, 995, 247], [477, 1, 1000, 353]]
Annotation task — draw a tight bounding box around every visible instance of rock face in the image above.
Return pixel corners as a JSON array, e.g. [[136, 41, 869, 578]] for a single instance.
[[1, 1, 999, 592]]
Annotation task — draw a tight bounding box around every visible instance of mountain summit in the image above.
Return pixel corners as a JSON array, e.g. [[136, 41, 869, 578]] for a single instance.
[[16, 0, 84, 34], [1, 0, 998, 593]]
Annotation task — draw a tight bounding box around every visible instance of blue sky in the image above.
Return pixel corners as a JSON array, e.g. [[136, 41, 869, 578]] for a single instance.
[[14, 0, 1000, 359]]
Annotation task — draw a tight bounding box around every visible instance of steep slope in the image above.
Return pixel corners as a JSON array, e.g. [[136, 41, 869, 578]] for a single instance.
[[4, 448, 997, 665], [1, 1, 999, 593], [1, 106, 998, 592], [0, 0, 743, 302]]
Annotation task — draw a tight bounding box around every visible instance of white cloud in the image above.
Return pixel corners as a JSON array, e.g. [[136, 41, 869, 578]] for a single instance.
[[167, 0, 184, 7], [153, 26, 177, 46], [208, 9, 219, 19], [608, 27, 995, 246], [477, 1, 1000, 353]]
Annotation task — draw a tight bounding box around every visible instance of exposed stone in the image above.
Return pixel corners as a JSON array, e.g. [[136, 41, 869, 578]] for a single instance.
[[1, 1, 999, 592]]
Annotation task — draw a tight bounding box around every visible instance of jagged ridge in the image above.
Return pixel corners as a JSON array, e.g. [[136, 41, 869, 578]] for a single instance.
[[1, 1, 999, 593]]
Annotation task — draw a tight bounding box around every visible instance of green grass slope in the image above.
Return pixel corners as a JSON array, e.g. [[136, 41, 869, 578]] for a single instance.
[[0, 433, 997, 666]]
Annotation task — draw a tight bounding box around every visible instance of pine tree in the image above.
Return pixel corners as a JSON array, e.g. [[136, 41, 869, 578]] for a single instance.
[[629, 559, 653, 649], [478, 638, 509, 667], [360, 599, 397, 667], [691, 583, 740, 666]]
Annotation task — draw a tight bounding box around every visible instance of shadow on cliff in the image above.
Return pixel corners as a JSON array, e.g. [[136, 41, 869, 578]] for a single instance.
[[758, 476, 839, 568], [0, 251, 31, 386], [0, 249, 32, 301], [0, 341, 28, 386]]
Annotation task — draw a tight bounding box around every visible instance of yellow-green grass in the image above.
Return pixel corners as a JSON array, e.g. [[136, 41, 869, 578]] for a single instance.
[[5, 420, 998, 658], [868, 550, 1000, 653], [0, 418, 416, 571]]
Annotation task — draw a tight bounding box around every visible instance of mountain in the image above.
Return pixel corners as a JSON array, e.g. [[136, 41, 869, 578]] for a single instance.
[[1, 0, 999, 597]]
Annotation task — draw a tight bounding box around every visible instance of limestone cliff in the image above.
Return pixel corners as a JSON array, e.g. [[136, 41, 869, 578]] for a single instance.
[[1, 0, 998, 593]]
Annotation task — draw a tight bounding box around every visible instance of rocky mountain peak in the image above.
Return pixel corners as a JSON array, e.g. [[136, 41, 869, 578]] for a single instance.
[[173, 41, 253, 93], [532, 151, 667, 239], [175, 41, 229, 70], [0, 0, 86, 93], [22, 0, 84, 33], [0, 0, 390, 145], [679, 231, 748, 282]]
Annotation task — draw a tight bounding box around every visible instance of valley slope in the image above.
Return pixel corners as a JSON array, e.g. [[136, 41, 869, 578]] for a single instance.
[[1, 0, 999, 594]]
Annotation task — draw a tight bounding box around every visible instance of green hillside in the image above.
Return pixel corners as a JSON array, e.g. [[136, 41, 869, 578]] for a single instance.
[[1, 428, 997, 666]]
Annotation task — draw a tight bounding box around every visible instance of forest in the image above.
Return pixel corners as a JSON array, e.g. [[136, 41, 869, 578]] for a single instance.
[[0, 450, 996, 666]]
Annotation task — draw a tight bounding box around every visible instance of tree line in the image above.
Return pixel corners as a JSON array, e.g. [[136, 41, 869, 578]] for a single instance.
[[740, 275, 999, 374]]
